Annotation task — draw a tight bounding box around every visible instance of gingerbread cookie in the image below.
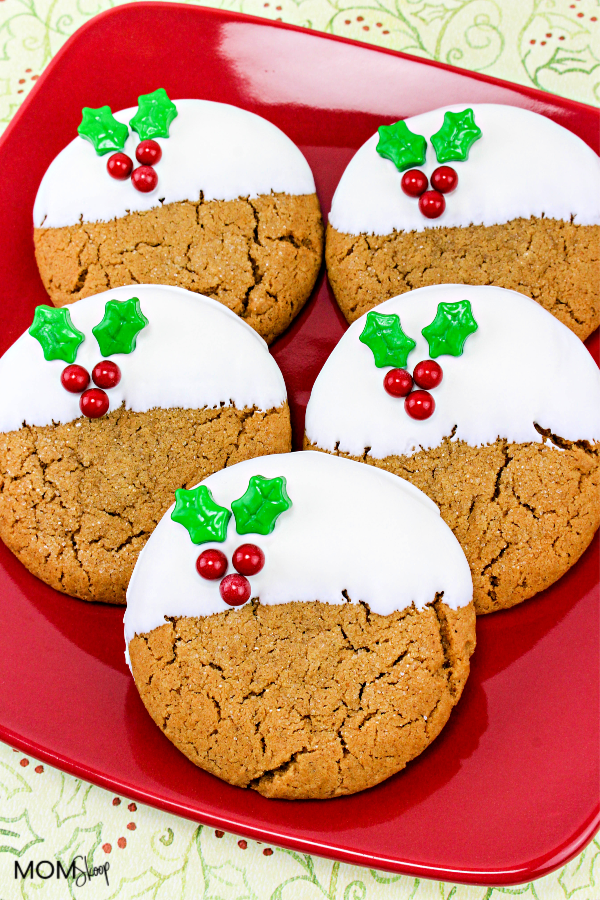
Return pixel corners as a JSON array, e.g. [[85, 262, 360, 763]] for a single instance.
[[125, 452, 475, 799], [34, 91, 323, 344], [327, 104, 600, 340], [0, 285, 290, 604], [304, 284, 600, 614]]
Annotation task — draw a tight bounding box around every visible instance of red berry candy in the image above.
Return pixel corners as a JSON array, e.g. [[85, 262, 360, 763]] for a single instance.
[[405, 390, 435, 420], [232, 544, 265, 576], [92, 360, 121, 389], [219, 574, 251, 606], [412, 360, 443, 390], [430, 166, 458, 194], [80, 388, 109, 418], [383, 368, 413, 398], [107, 153, 133, 180], [61, 364, 90, 393], [401, 169, 428, 197], [196, 548, 228, 580], [418, 190, 445, 219], [135, 140, 162, 166], [131, 165, 158, 193]]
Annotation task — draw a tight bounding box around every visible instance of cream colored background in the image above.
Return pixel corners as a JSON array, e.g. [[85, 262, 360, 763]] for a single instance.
[[0, 0, 598, 896]]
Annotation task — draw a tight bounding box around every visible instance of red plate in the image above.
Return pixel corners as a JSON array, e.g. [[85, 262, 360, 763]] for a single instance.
[[0, 3, 598, 885]]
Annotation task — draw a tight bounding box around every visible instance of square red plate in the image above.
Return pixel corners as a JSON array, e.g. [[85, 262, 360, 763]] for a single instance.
[[0, 3, 598, 885]]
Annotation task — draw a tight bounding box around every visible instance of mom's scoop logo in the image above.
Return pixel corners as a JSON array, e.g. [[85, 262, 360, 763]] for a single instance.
[[15, 855, 110, 887]]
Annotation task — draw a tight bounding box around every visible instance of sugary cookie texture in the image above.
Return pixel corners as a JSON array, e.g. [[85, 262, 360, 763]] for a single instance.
[[304, 284, 600, 614], [0, 285, 290, 604], [34, 93, 323, 344], [327, 104, 600, 340], [125, 452, 475, 799]]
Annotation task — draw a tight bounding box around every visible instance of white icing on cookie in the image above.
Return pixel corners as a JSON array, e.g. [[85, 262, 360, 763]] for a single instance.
[[305, 285, 600, 459], [329, 103, 600, 236], [124, 451, 473, 649], [34, 99, 316, 229], [0, 285, 286, 433]]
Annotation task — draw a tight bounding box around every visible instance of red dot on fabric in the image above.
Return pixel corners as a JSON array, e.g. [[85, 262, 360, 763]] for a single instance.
[[25, 68, 32, 72], [276, 5, 282, 9], [128, 802, 137, 812], [357, 15, 364, 20], [127, 822, 136, 831], [215, 830, 224, 838], [344, 19, 350, 23], [382, 30, 389, 33], [31, 74, 39, 80], [117, 837, 127, 849], [530, 39, 536, 44], [35, 765, 44, 773], [263, 848, 273, 856], [103, 844, 112, 853], [559, 34, 565, 38], [113, 797, 121, 806], [363, 25, 369, 30], [20, 758, 29, 767], [220, 574, 251, 606], [238, 840, 247, 849], [17, 90, 23, 94], [541, 40, 546, 45], [546, 32, 552, 37], [591, 16, 597, 20], [18, 78, 25, 84], [232, 544, 265, 576]]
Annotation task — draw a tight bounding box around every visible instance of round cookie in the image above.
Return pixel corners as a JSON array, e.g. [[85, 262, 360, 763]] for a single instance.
[[34, 92, 323, 344], [304, 284, 600, 615], [327, 104, 600, 340], [0, 285, 290, 604], [125, 452, 475, 799]]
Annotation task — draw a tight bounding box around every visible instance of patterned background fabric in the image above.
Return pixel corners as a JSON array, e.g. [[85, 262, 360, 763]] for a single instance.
[[0, 0, 598, 897]]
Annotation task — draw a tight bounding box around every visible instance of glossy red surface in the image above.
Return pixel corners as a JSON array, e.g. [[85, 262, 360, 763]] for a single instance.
[[0, 3, 598, 885]]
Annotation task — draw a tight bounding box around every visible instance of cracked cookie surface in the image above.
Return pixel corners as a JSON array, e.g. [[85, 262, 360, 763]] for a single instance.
[[326, 217, 599, 340], [34, 192, 323, 345], [129, 597, 475, 799], [304, 432, 600, 615], [0, 402, 290, 604]]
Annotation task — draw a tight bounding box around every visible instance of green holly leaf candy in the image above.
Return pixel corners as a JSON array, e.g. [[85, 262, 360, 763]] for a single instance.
[[129, 88, 178, 141], [376, 120, 427, 172], [171, 485, 231, 544], [430, 108, 482, 164], [421, 300, 478, 358], [29, 306, 85, 363], [231, 476, 292, 536], [359, 311, 417, 369], [92, 298, 148, 357], [77, 106, 129, 156]]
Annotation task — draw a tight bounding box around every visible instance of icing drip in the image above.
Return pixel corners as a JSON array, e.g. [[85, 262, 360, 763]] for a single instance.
[[305, 285, 600, 459]]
